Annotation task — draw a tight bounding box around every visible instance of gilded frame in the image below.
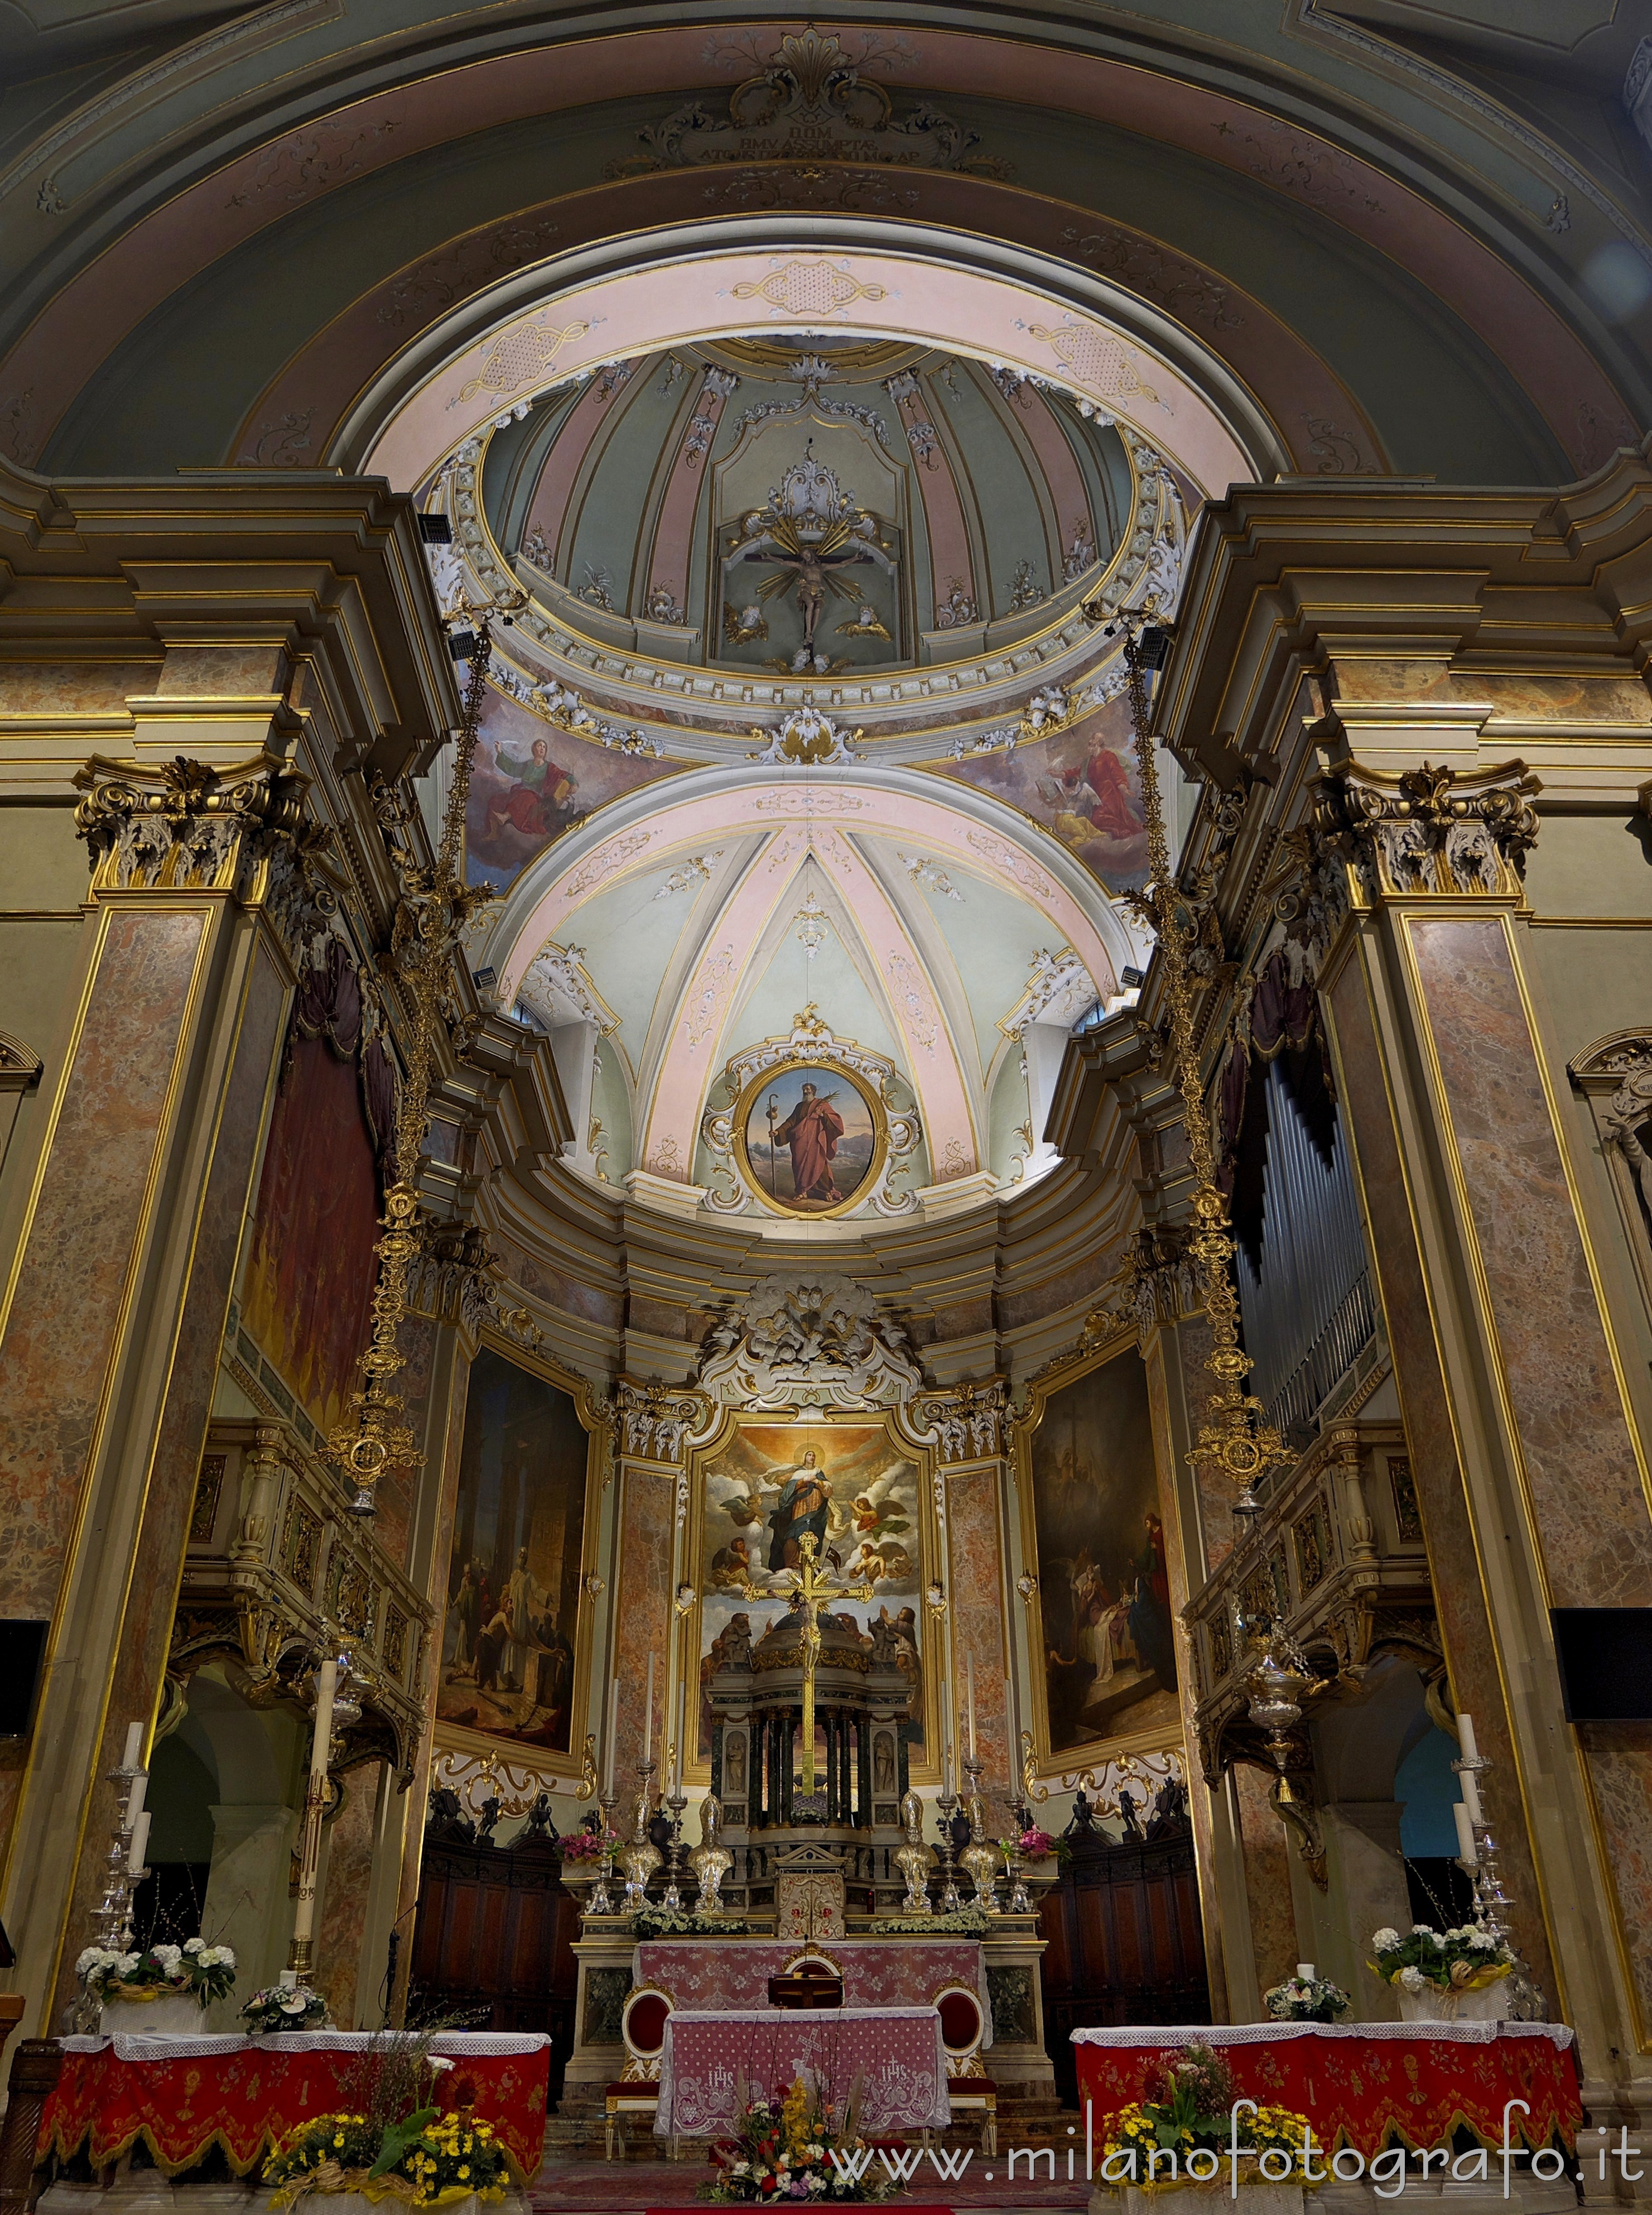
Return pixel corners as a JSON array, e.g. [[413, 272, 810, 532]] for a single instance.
[[1013, 1327, 1185, 1781], [678, 1405, 942, 1786], [431, 1329, 605, 1781], [730, 1054, 889, 1219]]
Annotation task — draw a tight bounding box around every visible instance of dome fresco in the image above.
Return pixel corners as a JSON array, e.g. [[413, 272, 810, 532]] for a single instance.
[[481, 343, 1136, 673]]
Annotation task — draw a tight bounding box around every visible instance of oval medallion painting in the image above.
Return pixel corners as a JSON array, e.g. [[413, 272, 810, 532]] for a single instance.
[[734, 1060, 885, 1216]]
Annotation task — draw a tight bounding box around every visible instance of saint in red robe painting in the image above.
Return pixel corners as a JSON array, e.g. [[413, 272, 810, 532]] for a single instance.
[[775, 1083, 845, 1203], [1083, 744, 1142, 839], [485, 736, 576, 838]]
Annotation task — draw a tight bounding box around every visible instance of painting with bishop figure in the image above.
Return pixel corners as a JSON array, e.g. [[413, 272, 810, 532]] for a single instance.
[[693, 1420, 927, 1764], [1024, 1347, 1179, 1757]]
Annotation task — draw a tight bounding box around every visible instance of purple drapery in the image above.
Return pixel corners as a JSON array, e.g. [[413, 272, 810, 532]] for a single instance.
[[284, 936, 398, 1184]]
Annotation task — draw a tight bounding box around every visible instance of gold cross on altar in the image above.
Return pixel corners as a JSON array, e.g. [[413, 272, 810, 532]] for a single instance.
[[743, 1535, 873, 1794]]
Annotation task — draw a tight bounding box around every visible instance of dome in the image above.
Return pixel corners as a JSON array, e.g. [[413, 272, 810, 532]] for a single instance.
[[483, 342, 1135, 678]]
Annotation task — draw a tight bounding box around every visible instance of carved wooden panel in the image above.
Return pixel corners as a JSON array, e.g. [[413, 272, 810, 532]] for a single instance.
[[1037, 1819, 1211, 2105]]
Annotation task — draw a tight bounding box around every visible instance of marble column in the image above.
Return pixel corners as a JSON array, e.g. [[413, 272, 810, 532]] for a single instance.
[[0, 751, 327, 2030], [1316, 754, 1650, 2136]]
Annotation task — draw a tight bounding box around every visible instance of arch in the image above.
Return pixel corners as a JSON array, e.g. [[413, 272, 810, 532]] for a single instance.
[[359, 230, 1258, 499]]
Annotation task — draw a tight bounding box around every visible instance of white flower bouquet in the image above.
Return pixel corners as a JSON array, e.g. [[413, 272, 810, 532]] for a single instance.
[[77, 1936, 237, 2008], [242, 1983, 331, 2033], [1369, 1923, 1513, 2018]]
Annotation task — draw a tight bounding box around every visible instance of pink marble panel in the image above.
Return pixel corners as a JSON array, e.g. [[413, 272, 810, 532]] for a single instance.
[[317, 1758, 385, 2027], [51, 935, 288, 2017], [0, 906, 205, 1623], [1578, 1725, 1652, 2031], [1409, 917, 1652, 1608], [0, 662, 159, 712], [1326, 955, 1554, 1999], [1231, 1760, 1298, 1994], [946, 1465, 1014, 1830]]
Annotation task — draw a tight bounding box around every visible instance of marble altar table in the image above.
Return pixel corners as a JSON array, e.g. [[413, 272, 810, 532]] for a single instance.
[[656, 2007, 951, 2139], [632, 1937, 991, 2043], [1072, 2021, 1582, 2159], [38, 2030, 552, 2181]]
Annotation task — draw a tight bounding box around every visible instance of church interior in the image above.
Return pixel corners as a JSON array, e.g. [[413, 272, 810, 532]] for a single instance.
[[1, 1, 1651, 2209]]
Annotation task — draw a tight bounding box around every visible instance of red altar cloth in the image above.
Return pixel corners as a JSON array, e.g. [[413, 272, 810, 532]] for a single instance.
[[38, 2031, 550, 2181], [1072, 2023, 1581, 2159]]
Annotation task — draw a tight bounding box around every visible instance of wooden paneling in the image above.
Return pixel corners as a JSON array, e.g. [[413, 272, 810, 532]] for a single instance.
[[1038, 1817, 1211, 2104], [410, 1832, 581, 2102]]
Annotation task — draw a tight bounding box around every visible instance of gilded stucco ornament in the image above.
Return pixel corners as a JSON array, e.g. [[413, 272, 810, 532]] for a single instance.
[[697, 1272, 924, 1411], [1312, 757, 1541, 899], [73, 751, 338, 956]]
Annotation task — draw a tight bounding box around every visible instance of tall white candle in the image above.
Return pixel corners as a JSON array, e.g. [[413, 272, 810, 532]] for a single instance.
[[1456, 1711, 1478, 1765], [1459, 1767, 1485, 1825], [644, 1652, 656, 1763], [122, 1721, 143, 1770], [673, 1680, 686, 1796], [288, 1654, 338, 1969], [1453, 1801, 1478, 1865], [128, 1810, 151, 1875], [603, 1675, 620, 1798], [125, 1770, 148, 1826], [966, 1653, 978, 1760]]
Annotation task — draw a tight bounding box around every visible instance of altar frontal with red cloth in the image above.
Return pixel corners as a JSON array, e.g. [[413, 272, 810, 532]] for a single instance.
[[37, 2032, 550, 2181], [1073, 2024, 1581, 2159]]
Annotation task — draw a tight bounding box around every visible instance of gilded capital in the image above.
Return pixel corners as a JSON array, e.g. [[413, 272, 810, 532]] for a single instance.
[[1311, 756, 1540, 900], [73, 751, 336, 950]]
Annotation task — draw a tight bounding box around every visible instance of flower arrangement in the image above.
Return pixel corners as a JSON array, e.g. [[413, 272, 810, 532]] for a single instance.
[[558, 1828, 617, 1864], [1263, 1973, 1348, 2025], [1369, 1923, 1513, 1996], [263, 2107, 509, 2207], [701, 2072, 892, 2202], [632, 1906, 749, 1938], [243, 1984, 331, 2033], [997, 1827, 1070, 1867], [1096, 2045, 1321, 2189], [867, 1908, 991, 1937], [76, 1937, 236, 2007]]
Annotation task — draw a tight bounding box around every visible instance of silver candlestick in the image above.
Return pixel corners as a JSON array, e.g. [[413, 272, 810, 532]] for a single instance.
[[661, 1779, 689, 1909], [620, 1756, 662, 1913], [586, 1791, 620, 1916], [1453, 1749, 1547, 2020], [935, 1784, 964, 1915], [958, 1753, 1001, 1913]]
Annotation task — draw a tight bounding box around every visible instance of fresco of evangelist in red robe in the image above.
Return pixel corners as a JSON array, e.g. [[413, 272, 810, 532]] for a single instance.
[[935, 686, 1148, 893], [465, 684, 678, 891], [744, 1064, 876, 1212]]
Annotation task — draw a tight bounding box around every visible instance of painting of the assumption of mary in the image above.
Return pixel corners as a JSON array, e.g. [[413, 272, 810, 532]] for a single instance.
[[439, 1347, 591, 1755], [696, 1422, 924, 1759], [742, 1064, 878, 1213], [1030, 1354, 1179, 1753]]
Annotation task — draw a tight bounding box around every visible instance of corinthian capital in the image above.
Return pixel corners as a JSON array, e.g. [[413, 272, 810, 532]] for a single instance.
[[1312, 757, 1540, 899], [74, 752, 336, 949]]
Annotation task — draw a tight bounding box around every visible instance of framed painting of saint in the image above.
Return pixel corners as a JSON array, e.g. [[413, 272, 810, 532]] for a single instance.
[[436, 1339, 601, 1768], [733, 1060, 885, 1217], [685, 1414, 935, 1777], [1017, 1338, 1181, 1770]]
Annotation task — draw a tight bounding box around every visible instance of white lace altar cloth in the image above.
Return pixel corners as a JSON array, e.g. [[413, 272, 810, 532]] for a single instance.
[[633, 1938, 991, 2046], [656, 2006, 950, 2138], [1070, 2022, 1575, 2050]]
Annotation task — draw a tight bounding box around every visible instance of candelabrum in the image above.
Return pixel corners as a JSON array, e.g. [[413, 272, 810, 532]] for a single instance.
[[586, 1792, 620, 1916], [1006, 1841, 1034, 1915], [1453, 1750, 1548, 2021], [620, 1757, 662, 1913], [957, 1754, 1001, 1913], [660, 1779, 689, 1910], [933, 1789, 964, 1915], [74, 1751, 151, 2030]]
